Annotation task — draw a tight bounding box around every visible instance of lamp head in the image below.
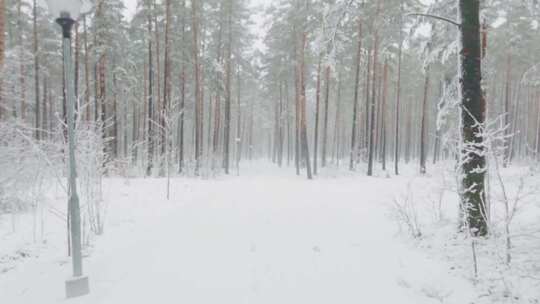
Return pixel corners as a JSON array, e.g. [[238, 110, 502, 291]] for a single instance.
[[44, 0, 91, 20]]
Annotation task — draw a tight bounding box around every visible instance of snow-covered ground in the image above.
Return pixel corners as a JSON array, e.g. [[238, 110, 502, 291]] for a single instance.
[[1, 162, 536, 303]]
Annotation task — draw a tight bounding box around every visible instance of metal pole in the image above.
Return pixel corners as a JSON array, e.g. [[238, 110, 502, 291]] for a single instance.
[[57, 12, 83, 278]]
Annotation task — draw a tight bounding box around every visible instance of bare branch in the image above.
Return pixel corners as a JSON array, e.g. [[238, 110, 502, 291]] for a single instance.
[[406, 13, 461, 28]]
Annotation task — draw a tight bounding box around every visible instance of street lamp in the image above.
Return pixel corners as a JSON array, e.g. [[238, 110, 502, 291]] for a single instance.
[[45, 0, 89, 298]]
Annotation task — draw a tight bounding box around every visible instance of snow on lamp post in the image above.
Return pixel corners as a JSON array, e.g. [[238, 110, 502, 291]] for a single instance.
[[45, 0, 90, 298]]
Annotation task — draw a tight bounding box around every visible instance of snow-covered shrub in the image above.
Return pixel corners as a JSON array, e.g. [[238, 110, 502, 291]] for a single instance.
[[75, 121, 107, 238], [0, 122, 54, 216], [391, 182, 423, 238]]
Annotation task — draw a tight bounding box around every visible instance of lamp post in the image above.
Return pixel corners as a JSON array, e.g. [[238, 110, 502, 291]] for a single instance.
[[45, 0, 89, 298]]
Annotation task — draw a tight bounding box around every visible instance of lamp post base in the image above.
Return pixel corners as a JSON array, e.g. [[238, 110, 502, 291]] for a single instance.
[[65, 276, 89, 298]]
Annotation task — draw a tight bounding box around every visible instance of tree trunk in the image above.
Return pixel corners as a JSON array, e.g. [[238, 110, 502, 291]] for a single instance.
[[503, 54, 512, 167], [459, 0, 488, 237], [322, 65, 330, 168], [367, 34, 379, 176], [294, 31, 300, 175], [158, 0, 172, 176], [192, 0, 202, 175], [299, 32, 312, 179], [334, 69, 342, 165], [349, 21, 362, 170], [223, 0, 233, 174], [313, 57, 321, 174], [33, 0, 40, 140], [394, 3, 403, 175], [381, 60, 388, 171], [178, 0, 186, 173], [99, 56, 107, 157], [113, 71, 118, 159], [420, 65, 430, 174], [17, 0, 26, 120], [146, 12, 155, 176], [236, 67, 242, 173]]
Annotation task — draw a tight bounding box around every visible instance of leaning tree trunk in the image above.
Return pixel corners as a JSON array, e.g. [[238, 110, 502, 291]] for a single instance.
[[459, 0, 488, 237]]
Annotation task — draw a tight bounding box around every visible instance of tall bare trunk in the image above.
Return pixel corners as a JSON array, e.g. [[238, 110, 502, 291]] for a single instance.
[[420, 65, 430, 174], [223, 0, 233, 174], [313, 57, 321, 174], [381, 60, 388, 171], [146, 12, 155, 176], [394, 3, 403, 175], [299, 32, 312, 179], [367, 33, 379, 176], [161, 0, 172, 174], [178, 0, 186, 173], [322, 65, 330, 168], [17, 0, 26, 120], [33, 0, 40, 139], [503, 54, 512, 167], [236, 67, 242, 172], [349, 20, 362, 170], [192, 0, 202, 175]]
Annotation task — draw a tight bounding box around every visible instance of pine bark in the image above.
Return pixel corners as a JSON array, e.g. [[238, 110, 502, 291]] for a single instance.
[[459, 0, 488, 237]]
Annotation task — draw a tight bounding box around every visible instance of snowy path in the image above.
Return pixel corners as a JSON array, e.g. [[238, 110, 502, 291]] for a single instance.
[[1, 165, 475, 303]]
